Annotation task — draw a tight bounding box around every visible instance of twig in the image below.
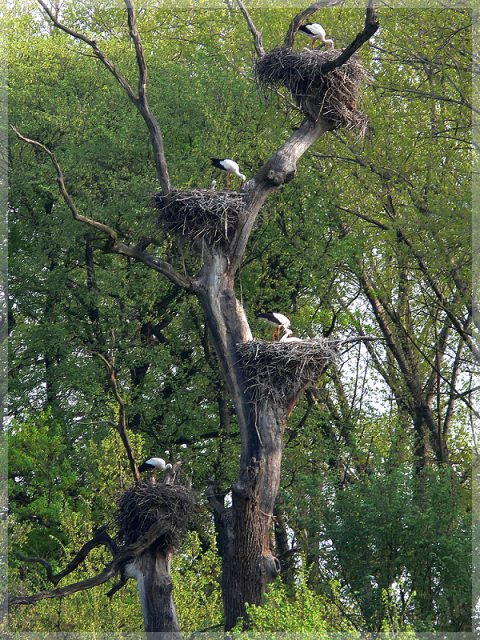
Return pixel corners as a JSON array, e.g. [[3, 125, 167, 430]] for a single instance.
[[237, 1, 264, 58], [36, 0, 171, 193], [93, 347, 141, 483]]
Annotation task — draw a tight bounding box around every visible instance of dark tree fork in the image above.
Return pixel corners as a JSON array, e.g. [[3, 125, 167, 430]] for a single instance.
[[12, 0, 379, 631]]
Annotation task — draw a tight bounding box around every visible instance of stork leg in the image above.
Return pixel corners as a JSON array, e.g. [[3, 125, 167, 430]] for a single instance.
[[277, 326, 281, 340], [312, 40, 316, 49], [226, 173, 230, 191]]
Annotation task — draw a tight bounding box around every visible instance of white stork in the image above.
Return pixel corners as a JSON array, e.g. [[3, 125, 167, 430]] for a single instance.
[[298, 23, 334, 49], [138, 457, 172, 483], [257, 312, 291, 341], [279, 328, 303, 343], [210, 158, 246, 191]]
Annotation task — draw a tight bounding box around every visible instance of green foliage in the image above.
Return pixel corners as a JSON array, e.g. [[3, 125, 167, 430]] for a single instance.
[[234, 567, 329, 633], [172, 531, 223, 632], [6, 1, 473, 634]]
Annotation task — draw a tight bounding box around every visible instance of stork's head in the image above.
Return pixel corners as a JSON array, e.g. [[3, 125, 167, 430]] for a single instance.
[[280, 328, 293, 341]]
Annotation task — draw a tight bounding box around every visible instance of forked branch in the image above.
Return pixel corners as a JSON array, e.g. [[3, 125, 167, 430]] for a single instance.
[[17, 526, 118, 588], [37, 0, 171, 193], [229, 1, 379, 274], [11, 127, 192, 291], [8, 564, 118, 606], [321, 0, 379, 73], [9, 519, 176, 606]]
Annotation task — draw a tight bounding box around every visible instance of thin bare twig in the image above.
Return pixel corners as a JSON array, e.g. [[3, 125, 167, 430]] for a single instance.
[[11, 127, 193, 291], [93, 345, 141, 483], [36, 0, 171, 193], [237, 0, 264, 58]]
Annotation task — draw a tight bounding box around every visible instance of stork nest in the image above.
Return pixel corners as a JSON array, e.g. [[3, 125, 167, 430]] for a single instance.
[[255, 47, 368, 134], [117, 480, 195, 551], [236, 338, 337, 406], [153, 188, 247, 248]]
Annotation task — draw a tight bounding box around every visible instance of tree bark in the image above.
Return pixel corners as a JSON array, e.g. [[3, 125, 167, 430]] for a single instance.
[[196, 253, 287, 628], [126, 550, 181, 638]]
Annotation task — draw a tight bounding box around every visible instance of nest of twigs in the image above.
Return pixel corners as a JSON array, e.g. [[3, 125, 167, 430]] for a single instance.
[[255, 47, 368, 134], [153, 188, 247, 248], [236, 338, 337, 406], [117, 481, 195, 551]]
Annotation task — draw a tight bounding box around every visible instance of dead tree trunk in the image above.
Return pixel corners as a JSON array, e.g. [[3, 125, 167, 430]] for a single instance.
[[118, 479, 194, 636], [126, 550, 181, 638]]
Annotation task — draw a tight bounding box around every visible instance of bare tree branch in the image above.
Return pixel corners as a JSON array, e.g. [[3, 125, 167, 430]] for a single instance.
[[106, 576, 129, 599], [284, 0, 342, 49], [236, 1, 264, 58], [16, 526, 118, 587], [93, 344, 141, 483], [36, 0, 171, 193], [229, 116, 333, 273], [12, 126, 119, 241], [36, 0, 137, 103], [8, 564, 118, 606], [123, 0, 171, 192], [9, 518, 176, 607], [228, 4, 380, 275], [11, 127, 193, 291], [321, 0, 379, 73]]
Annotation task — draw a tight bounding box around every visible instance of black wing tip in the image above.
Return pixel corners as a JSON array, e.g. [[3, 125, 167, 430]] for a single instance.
[[257, 312, 276, 321], [138, 462, 152, 472]]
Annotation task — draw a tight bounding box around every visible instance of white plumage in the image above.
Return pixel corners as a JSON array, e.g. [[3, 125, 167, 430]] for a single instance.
[[138, 457, 173, 472], [298, 23, 334, 49], [257, 312, 292, 340], [211, 158, 246, 190], [279, 328, 302, 343]]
